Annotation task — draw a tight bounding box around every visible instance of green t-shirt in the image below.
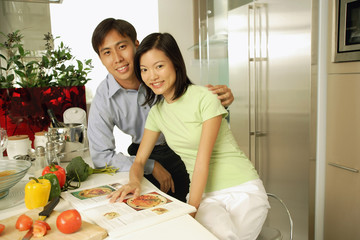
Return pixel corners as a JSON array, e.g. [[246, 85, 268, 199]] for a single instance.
[[145, 85, 258, 193]]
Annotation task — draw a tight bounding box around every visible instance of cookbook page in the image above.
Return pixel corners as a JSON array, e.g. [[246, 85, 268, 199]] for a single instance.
[[62, 178, 196, 238], [83, 190, 196, 238], [61, 181, 154, 211]]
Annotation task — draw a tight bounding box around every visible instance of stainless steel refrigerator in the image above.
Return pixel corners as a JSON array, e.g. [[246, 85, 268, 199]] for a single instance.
[[192, 0, 313, 239], [228, 1, 313, 239]]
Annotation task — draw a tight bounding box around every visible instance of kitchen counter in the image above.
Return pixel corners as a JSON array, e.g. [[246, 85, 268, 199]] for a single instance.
[[0, 157, 218, 240]]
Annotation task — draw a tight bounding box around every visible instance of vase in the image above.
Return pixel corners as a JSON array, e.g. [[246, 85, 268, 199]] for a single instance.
[[0, 86, 86, 155]]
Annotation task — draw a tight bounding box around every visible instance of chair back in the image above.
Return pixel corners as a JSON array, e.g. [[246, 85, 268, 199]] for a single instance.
[[256, 193, 293, 240]]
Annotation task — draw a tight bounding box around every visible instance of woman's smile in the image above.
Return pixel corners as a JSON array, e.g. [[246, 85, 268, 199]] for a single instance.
[[151, 81, 165, 88]]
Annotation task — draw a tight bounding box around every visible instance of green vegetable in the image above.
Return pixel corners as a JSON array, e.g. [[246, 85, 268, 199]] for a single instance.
[[39, 173, 61, 201], [66, 156, 118, 182]]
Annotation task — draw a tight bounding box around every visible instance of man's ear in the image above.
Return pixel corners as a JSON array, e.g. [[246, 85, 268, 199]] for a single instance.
[[135, 40, 140, 48]]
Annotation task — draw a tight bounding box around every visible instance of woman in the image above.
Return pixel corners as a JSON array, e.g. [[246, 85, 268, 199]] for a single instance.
[[108, 32, 270, 240]]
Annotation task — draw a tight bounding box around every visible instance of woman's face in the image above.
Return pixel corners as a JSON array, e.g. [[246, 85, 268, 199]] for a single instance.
[[139, 48, 177, 103]]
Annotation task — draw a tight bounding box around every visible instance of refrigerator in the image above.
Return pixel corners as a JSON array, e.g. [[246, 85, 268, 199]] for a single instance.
[[192, 0, 313, 239]]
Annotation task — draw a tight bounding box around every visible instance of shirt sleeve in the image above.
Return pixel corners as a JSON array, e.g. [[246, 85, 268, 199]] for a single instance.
[[144, 107, 161, 132], [200, 89, 228, 122], [87, 95, 154, 175]]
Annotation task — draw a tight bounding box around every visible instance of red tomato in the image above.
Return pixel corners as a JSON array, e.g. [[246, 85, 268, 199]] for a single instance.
[[34, 220, 51, 230], [15, 214, 33, 231], [0, 224, 5, 234], [33, 221, 47, 237], [56, 209, 82, 234]]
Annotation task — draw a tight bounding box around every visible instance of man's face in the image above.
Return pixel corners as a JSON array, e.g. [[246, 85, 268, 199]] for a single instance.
[[98, 29, 139, 86]]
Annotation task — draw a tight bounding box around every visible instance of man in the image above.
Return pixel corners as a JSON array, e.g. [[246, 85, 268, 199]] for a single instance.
[[88, 18, 234, 202]]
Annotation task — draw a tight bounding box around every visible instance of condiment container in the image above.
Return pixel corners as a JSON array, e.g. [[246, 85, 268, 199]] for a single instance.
[[6, 135, 31, 160]]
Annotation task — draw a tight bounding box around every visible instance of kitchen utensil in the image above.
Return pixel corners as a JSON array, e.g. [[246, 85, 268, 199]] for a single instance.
[[22, 196, 60, 240], [0, 160, 31, 199], [47, 123, 87, 162]]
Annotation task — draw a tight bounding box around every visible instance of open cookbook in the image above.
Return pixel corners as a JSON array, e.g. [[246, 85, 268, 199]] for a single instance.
[[61, 176, 196, 238]]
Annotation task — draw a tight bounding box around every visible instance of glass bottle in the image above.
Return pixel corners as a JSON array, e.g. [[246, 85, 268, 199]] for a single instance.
[[47, 109, 65, 128]]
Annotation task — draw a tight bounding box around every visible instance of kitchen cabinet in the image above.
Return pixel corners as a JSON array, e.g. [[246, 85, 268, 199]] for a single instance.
[[324, 74, 360, 239], [324, 1, 360, 238], [324, 165, 360, 240]]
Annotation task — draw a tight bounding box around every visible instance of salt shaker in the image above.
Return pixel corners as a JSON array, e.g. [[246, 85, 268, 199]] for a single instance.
[[34, 131, 47, 148], [35, 146, 46, 170]]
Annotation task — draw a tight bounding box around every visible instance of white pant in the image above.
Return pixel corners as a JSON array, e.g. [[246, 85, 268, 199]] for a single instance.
[[193, 179, 270, 240]]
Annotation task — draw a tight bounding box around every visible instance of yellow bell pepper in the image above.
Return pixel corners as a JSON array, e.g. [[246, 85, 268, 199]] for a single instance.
[[24, 177, 51, 209]]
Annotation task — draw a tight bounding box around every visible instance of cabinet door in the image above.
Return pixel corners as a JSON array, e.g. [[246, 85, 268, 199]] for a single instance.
[[324, 165, 360, 240], [324, 74, 360, 239], [326, 74, 360, 169]]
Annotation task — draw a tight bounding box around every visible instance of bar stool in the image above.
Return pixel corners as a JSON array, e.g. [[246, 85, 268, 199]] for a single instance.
[[257, 193, 293, 240]]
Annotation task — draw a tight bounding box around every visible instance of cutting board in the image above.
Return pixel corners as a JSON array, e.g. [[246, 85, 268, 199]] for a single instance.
[[0, 209, 108, 240]]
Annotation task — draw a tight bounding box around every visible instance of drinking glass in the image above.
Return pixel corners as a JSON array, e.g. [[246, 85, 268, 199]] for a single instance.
[[0, 128, 8, 159]]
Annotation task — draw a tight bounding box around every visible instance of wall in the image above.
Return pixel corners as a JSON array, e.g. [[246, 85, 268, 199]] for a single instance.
[[49, 0, 160, 155], [49, 0, 159, 100], [158, 0, 199, 84]]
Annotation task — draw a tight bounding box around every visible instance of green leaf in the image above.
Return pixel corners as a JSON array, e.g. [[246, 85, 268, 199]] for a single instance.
[[18, 45, 25, 55], [14, 60, 24, 68], [14, 70, 25, 78], [77, 60, 83, 71], [7, 74, 14, 81], [42, 55, 49, 66], [26, 60, 38, 66]]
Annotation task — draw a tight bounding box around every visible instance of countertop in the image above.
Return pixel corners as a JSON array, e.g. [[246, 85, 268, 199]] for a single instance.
[[0, 157, 218, 240]]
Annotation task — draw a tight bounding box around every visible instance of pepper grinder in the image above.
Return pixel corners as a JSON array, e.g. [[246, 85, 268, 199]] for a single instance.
[[45, 141, 59, 165]]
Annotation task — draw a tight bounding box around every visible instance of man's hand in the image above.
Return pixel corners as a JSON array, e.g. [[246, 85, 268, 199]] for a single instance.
[[206, 84, 234, 108], [152, 161, 175, 193]]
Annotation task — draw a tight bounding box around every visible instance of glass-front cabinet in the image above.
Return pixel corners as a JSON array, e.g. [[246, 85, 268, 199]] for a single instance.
[[190, 0, 229, 86]]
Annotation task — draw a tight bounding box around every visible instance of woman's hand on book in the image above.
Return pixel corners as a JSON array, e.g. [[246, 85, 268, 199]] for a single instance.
[[107, 182, 141, 203]]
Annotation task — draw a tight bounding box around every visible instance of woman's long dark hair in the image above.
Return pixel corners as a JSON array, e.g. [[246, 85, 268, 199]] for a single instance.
[[134, 33, 193, 106]]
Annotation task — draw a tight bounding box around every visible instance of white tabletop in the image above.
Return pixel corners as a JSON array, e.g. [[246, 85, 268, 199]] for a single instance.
[[0, 157, 218, 240]]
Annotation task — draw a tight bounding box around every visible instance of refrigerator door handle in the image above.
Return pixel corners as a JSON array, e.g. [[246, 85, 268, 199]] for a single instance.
[[250, 131, 267, 137]]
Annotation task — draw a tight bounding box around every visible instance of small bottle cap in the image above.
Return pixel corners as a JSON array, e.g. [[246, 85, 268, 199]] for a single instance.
[[46, 141, 54, 150], [35, 146, 45, 155]]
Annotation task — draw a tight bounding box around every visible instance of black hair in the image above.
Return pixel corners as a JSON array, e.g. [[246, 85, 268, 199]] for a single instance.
[[134, 32, 193, 106], [91, 18, 137, 55]]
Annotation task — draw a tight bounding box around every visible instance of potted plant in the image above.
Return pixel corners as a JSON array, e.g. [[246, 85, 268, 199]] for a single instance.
[[0, 30, 93, 144]]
